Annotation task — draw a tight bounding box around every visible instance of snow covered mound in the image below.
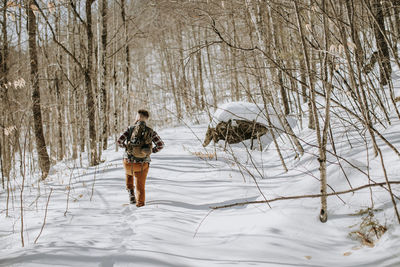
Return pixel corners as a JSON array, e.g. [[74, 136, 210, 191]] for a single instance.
[[210, 101, 297, 132]]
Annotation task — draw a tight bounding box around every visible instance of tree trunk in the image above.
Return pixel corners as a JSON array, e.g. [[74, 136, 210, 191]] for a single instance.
[[205, 34, 217, 108], [55, 73, 64, 161], [294, 0, 325, 221], [318, 0, 333, 223], [85, 0, 98, 166], [372, 0, 392, 85], [345, 0, 364, 68], [230, 13, 240, 101], [1, 0, 8, 84], [393, 0, 400, 41], [27, 0, 50, 179], [197, 50, 205, 110], [101, 0, 108, 150], [121, 0, 131, 124], [1, 0, 10, 188], [268, 7, 290, 115]]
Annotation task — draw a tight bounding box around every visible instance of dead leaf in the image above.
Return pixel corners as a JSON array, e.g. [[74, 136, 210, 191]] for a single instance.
[[343, 252, 352, 256], [347, 40, 357, 50], [7, 1, 15, 7], [304, 256, 312, 260], [329, 44, 337, 54], [6, 12, 16, 21], [311, 5, 318, 12], [30, 4, 39, 17], [48, 2, 55, 13], [362, 239, 375, 247], [338, 44, 344, 54], [4, 126, 16, 136], [30, 4, 38, 11]]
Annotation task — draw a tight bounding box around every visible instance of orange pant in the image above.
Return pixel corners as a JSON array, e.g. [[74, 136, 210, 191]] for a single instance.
[[123, 160, 149, 206]]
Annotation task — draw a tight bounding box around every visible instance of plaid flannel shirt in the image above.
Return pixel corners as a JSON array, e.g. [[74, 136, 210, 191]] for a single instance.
[[117, 125, 164, 163]]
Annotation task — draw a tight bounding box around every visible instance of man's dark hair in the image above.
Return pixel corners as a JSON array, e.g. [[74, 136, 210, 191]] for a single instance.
[[138, 109, 150, 118]]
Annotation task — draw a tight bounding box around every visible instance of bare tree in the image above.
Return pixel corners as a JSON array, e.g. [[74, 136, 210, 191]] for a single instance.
[[100, 0, 108, 150], [27, 0, 50, 179], [371, 0, 392, 85]]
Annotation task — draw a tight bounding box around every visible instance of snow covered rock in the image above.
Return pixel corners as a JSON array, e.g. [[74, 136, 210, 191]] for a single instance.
[[203, 102, 297, 148]]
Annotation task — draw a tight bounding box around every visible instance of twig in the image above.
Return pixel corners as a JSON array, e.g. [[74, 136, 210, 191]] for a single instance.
[[64, 161, 76, 216], [90, 165, 97, 201], [34, 188, 53, 244], [377, 147, 400, 224], [193, 209, 214, 238], [226, 142, 271, 208], [211, 181, 400, 209]]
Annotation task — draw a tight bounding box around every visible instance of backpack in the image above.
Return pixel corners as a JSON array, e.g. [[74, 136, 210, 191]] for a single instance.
[[126, 121, 154, 159]]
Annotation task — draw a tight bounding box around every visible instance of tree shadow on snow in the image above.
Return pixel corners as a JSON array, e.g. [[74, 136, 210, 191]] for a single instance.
[[146, 196, 260, 211]]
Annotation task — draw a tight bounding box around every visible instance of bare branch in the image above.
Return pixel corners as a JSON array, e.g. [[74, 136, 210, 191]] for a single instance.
[[211, 181, 400, 210]]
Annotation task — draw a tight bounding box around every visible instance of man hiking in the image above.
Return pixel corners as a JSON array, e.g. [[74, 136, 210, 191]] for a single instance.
[[117, 109, 164, 207]]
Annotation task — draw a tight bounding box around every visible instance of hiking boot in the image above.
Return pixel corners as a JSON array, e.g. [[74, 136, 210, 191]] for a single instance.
[[128, 189, 136, 204]]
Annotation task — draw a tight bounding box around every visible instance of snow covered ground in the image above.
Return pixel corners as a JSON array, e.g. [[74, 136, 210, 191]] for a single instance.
[[1, 111, 400, 266]]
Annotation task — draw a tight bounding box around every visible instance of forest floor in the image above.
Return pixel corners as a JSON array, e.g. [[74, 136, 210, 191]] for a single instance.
[[1, 114, 400, 266]]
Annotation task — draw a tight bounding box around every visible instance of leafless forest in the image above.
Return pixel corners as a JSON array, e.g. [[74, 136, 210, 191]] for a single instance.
[[1, 0, 400, 225]]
